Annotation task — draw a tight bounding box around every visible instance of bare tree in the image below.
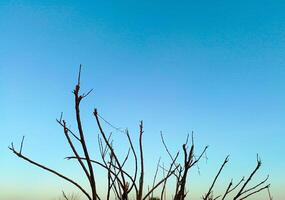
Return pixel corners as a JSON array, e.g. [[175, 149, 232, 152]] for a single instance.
[[9, 66, 272, 200]]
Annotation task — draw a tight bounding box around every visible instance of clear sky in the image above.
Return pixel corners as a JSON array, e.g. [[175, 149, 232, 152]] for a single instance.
[[0, 1, 284, 200]]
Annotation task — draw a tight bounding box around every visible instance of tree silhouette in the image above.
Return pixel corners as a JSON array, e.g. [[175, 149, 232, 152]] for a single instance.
[[10, 66, 272, 200]]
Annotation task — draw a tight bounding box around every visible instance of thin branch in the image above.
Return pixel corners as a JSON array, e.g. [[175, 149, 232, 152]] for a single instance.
[[267, 186, 273, 200], [97, 113, 125, 133], [60, 119, 91, 183], [228, 177, 245, 193], [204, 156, 229, 200], [233, 155, 262, 200], [77, 64, 82, 85], [138, 120, 144, 200], [126, 130, 138, 194], [221, 180, 232, 200], [94, 109, 127, 188], [143, 165, 180, 200], [57, 119, 81, 142], [19, 136, 25, 154], [62, 191, 69, 200], [239, 184, 270, 200], [151, 157, 161, 198], [9, 145, 91, 200], [190, 145, 209, 167], [240, 175, 269, 195]]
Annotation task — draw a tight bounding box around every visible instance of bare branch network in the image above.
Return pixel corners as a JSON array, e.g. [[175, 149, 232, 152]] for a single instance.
[[9, 66, 272, 200]]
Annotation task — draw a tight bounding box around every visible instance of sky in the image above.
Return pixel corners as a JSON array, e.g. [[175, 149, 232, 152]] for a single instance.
[[0, 0, 285, 200]]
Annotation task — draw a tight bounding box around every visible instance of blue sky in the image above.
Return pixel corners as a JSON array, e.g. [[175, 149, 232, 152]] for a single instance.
[[0, 1, 284, 200]]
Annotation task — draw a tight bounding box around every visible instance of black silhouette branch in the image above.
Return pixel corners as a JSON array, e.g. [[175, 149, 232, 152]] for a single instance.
[[203, 156, 229, 200], [9, 143, 91, 200]]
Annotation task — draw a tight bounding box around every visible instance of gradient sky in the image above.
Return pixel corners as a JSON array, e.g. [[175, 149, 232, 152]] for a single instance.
[[1, 1, 285, 200]]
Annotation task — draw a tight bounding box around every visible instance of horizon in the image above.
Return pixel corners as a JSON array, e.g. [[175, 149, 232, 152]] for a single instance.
[[1, 1, 284, 200]]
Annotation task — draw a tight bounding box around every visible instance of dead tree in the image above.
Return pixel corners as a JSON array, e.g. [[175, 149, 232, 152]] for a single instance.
[[10, 66, 272, 200]]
